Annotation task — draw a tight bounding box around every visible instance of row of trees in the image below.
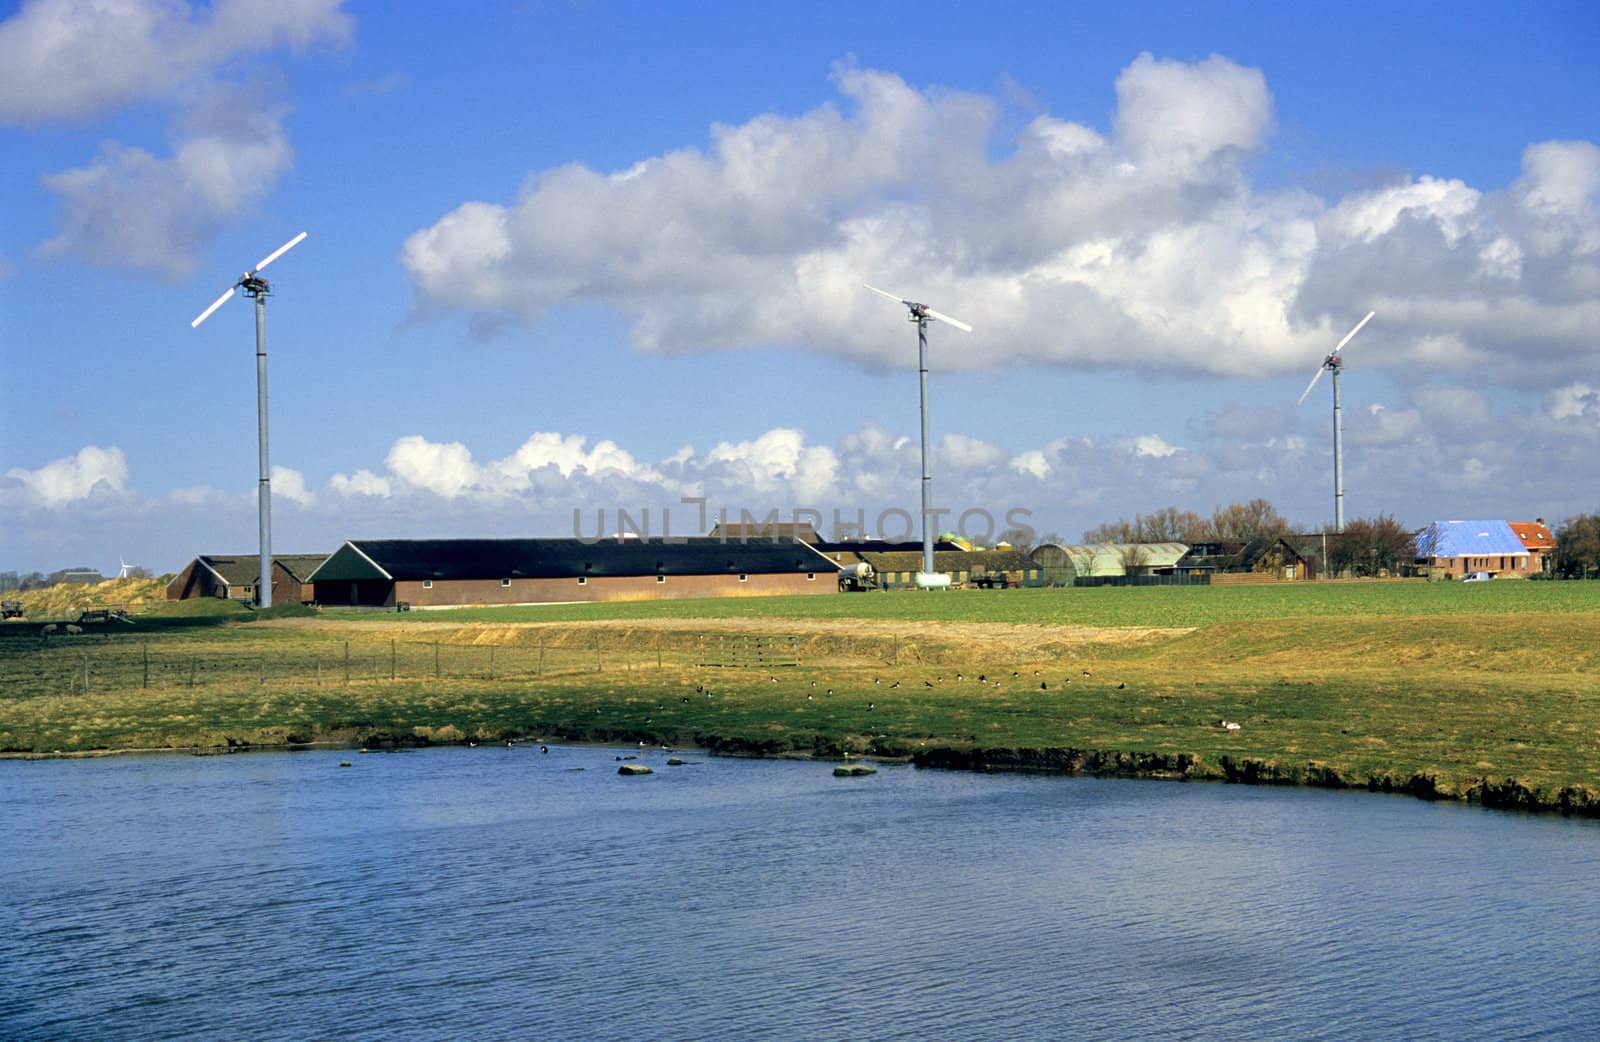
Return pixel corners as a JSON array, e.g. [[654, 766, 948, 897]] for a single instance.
[[1078, 499, 1417, 577], [1082, 499, 1295, 570], [0, 567, 152, 593]]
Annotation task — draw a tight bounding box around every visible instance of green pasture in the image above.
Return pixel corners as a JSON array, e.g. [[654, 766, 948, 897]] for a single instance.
[[321, 577, 1600, 627], [4, 581, 1599, 813]]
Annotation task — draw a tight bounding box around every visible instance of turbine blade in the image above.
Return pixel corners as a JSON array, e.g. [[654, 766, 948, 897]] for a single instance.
[[254, 231, 308, 274], [923, 306, 972, 333], [1296, 364, 1326, 407], [191, 286, 235, 328], [863, 283, 909, 306], [1331, 310, 1376, 358]]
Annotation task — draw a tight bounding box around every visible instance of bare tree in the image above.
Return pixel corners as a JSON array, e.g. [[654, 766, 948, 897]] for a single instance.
[[1083, 507, 1206, 544], [1333, 515, 1416, 577], [1554, 513, 1600, 578]]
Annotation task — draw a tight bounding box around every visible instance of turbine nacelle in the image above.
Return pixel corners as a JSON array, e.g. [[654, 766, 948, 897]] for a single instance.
[[863, 283, 973, 333], [1296, 310, 1374, 407], [191, 231, 307, 328]]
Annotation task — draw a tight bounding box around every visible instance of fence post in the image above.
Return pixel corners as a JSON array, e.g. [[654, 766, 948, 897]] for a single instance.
[[435, 641, 440, 679], [344, 641, 350, 685], [391, 639, 396, 681], [489, 645, 495, 681], [595, 632, 603, 672], [656, 632, 662, 670], [83, 654, 90, 694], [143, 642, 149, 690], [538, 635, 545, 676]]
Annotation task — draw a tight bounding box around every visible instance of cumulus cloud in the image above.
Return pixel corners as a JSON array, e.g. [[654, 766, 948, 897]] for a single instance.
[[329, 468, 392, 497], [5, 445, 129, 507], [402, 55, 1598, 390], [0, 0, 351, 124], [39, 100, 292, 278], [10, 1, 349, 275], [271, 465, 315, 506]]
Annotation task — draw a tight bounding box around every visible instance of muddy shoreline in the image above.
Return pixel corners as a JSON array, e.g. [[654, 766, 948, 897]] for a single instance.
[[7, 726, 1596, 819]]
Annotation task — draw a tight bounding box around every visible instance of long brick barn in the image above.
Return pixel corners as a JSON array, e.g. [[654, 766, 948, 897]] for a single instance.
[[306, 537, 840, 608]]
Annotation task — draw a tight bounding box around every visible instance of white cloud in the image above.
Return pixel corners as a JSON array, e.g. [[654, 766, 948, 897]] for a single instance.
[[0, 0, 352, 124], [402, 55, 1598, 391], [330, 468, 392, 497], [385, 435, 482, 498], [271, 465, 314, 506], [1010, 450, 1050, 480], [1550, 382, 1599, 426], [5, 445, 128, 507], [1134, 434, 1181, 458], [39, 101, 292, 278]]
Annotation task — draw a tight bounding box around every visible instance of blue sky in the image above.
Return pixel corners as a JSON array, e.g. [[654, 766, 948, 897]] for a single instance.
[[2, 0, 1597, 575]]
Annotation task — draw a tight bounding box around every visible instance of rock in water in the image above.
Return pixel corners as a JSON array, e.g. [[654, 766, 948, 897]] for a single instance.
[[618, 764, 654, 776], [833, 765, 877, 777]]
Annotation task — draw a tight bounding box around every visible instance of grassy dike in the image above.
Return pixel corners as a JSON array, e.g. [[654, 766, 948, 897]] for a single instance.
[[4, 582, 1599, 816]]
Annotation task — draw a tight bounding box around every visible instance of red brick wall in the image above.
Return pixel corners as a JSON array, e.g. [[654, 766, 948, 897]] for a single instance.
[[393, 570, 833, 607]]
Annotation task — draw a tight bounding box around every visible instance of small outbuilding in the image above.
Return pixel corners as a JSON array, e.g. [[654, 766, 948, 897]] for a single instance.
[[167, 553, 329, 605], [306, 537, 840, 608], [1029, 543, 1189, 585]]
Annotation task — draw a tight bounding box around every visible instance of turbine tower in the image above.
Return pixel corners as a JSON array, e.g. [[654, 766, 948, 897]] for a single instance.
[[864, 283, 973, 585], [190, 232, 308, 608], [1296, 310, 1376, 534]]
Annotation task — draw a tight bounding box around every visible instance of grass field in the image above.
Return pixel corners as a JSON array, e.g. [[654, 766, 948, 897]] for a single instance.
[[4, 581, 1599, 815]]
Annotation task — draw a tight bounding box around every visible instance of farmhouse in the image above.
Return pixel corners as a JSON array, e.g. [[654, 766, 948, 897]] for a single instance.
[[167, 554, 329, 604], [1509, 519, 1557, 576], [306, 537, 840, 608], [1416, 520, 1532, 579]]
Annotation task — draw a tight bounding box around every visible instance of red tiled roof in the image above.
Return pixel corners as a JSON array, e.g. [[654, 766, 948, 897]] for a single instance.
[[1508, 521, 1556, 550]]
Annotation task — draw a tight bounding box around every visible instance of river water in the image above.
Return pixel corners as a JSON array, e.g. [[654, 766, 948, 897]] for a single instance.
[[3, 745, 1598, 1040]]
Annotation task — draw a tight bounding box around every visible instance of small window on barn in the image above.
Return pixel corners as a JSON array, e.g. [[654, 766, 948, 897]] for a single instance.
[[807, 572, 815, 581], [739, 573, 748, 582], [501, 578, 511, 588], [422, 579, 433, 589], [577, 576, 587, 586], [656, 574, 666, 584]]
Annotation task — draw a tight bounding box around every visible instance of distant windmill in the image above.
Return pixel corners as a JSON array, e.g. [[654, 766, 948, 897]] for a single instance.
[[1295, 310, 1376, 534], [117, 557, 134, 580], [190, 232, 308, 609], [863, 283, 973, 586]]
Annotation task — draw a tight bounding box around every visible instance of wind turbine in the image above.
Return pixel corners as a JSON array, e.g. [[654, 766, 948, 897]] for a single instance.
[[864, 283, 973, 586], [1295, 310, 1375, 534], [190, 231, 308, 609]]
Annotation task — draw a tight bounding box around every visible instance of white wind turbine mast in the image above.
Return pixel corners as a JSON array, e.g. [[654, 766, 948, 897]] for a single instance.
[[190, 231, 308, 609], [1295, 310, 1376, 535], [864, 283, 973, 587]]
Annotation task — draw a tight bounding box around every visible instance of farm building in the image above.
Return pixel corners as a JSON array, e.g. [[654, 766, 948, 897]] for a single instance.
[[1509, 520, 1557, 575], [847, 548, 1044, 589], [166, 554, 329, 605], [1029, 543, 1188, 585], [306, 537, 840, 608], [1415, 520, 1532, 579], [707, 520, 821, 543]]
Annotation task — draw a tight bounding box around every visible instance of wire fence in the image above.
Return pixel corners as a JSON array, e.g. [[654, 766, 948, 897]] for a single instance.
[[0, 630, 822, 697]]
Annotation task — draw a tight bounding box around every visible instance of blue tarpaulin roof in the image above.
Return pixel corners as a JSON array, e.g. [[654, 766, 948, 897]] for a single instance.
[[1417, 520, 1528, 559]]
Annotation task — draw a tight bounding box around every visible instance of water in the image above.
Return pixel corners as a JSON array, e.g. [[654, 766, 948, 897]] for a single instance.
[[3, 746, 1598, 1040]]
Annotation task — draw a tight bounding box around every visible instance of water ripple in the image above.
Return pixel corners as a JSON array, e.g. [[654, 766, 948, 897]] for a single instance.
[[3, 753, 1598, 1041]]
